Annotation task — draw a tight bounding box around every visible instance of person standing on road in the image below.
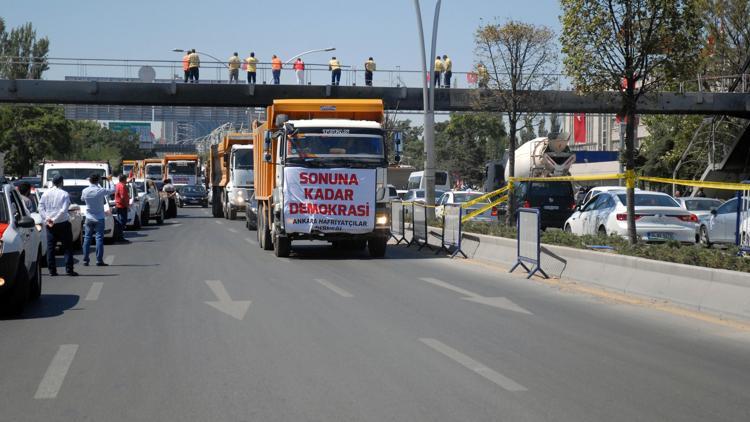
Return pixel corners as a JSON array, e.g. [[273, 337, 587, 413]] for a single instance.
[[114, 175, 130, 242], [271, 55, 282, 84], [163, 178, 177, 219], [364, 57, 376, 86], [188, 49, 200, 83], [81, 174, 115, 267], [228, 52, 241, 83], [182, 50, 190, 83], [433, 56, 443, 87], [442, 54, 452, 88], [329, 56, 341, 86], [38, 175, 77, 276], [246, 52, 258, 84], [293, 58, 305, 85]]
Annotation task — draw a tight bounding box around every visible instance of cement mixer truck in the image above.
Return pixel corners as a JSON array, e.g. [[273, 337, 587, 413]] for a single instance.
[[505, 133, 576, 179]]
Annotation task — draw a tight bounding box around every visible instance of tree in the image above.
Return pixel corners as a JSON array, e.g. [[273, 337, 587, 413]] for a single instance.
[[437, 113, 507, 187], [0, 106, 70, 176], [0, 18, 49, 79], [700, 0, 750, 79], [549, 112, 561, 135], [519, 115, 537, 142], [383, 118, 424, 169], [560, 0, 702, 243], [537, 116, 548, 138], [475, 20, 558, 223]]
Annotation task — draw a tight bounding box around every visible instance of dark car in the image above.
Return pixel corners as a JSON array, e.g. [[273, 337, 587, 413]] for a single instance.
[[245, 192, 258, 230], [177, 185, 208, 207], [499, 181, 576, 229]]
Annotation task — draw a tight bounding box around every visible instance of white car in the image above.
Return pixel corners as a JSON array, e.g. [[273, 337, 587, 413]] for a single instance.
[[698, 197, 746, 246], [564, 190, 698, 243], [125, 182, 143, 229], [676, 197, 723, 219], [0, 183, 43, 315], [577, 185, 640, 206], [436, 191, 497, 222], [133, 179, 166, 225]]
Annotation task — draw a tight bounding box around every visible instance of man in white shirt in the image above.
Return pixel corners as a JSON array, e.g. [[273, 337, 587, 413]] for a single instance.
[[81, 173, 115, 266], [38, 175, 77, 276]]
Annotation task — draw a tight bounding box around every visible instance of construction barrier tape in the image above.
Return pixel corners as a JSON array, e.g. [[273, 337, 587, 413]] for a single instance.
[[461, 185, 510, 209], [509, 173, 626, 183], [638, 176, 750, 191], [462, 195, 508, 223]]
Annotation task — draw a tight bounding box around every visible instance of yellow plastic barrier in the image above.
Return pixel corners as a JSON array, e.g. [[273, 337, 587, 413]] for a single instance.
[[638, 176, 750, 191], [461, 185, 510, 209], [462, 195, 508, 223]]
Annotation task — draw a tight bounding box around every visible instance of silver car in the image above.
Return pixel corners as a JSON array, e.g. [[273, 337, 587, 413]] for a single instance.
[[436, 191, 497, 223]]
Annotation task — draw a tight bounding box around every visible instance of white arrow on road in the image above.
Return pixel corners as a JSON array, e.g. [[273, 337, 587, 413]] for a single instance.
[[204, 280, 251, 320], [419, 277, 532, 315]]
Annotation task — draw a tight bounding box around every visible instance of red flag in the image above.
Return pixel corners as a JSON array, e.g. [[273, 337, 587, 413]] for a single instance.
[[573, 113, 586, 144]]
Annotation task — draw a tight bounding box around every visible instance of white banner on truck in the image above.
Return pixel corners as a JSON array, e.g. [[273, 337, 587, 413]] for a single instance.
[[283, 167, 375, 234]]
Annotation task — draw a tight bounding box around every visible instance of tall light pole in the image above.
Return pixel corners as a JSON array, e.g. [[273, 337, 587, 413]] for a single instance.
[[413, 0, 441, 218], [285, 47, 336, 64]]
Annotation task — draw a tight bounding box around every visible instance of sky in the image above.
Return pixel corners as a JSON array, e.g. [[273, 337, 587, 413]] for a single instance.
[[3, 0, 564, 82]]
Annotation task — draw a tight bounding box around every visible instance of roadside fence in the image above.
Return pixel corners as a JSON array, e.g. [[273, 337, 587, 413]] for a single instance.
[[409, 202, 431, 250], [510, 208, 549, 279], [437, 204, 466, 257], [390, 200, 407, 245]]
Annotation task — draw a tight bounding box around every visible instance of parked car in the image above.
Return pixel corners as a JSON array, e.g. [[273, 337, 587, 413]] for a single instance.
[[133, 179, 166, 225], [245, 192, 258, 231], [435, 191, 497, 222], [0, 182, 43, 315], [564, 191, 698, 243], [577, 185, 640, 207], [506, 181, 576, 229], [177, 185, 208, 207], [386, 184, 399, 201], [12, 177, 43, 190], [697, 197, 746, 246], [403, 189, 445, 205], [676, 197, 724, 219]]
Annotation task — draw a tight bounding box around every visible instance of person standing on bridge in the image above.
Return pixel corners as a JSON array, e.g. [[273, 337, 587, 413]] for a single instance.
[[477, 62, 489, 89], [271, 55, 282, 84], [246, 52, 258, 84], [182, 50, 190, 83], [39, 175, 77, 276], [81, 173, 115, 267], [364, 57, 376, 86], [294, 58, 305, 85], [442, 54, 452, 88], [329, 56, 341, 86], [188, 49, 200, 83], [433, 56, 443, 87], [228, 52, 241, 84]]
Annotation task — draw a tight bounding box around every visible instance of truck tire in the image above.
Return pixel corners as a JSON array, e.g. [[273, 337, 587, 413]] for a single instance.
[[0, 260, 29, 317], [259, 204, 272, 251], [273, 231, 291, 258], [368, 237, 387, 258], [212, 187, 223, 218]]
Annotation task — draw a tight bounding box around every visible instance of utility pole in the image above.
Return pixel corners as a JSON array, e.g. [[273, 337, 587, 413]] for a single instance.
[[413, 0, 441, 218]]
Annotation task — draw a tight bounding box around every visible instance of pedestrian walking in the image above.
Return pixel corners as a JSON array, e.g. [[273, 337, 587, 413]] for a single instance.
[[38, 175, 77, 276], [271, 55, 282, 84], [364, 57, 376, 86], [81, 173, 115, 267], [442, 54, 452, 88], [246, 52, 258, 84], [182, 50, 190, 83], [293, 58, 305, 85], [228, 52, 241, 83], [433, 56, 443, 87], [329, 56, 341, 86], [163, 178, 177, 218], [114, 175, 130, 242], [477, 62, 489, 88], [188, 49, 200, 83]]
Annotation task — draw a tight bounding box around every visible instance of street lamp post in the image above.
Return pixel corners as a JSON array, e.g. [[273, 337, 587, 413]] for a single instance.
[[284, 47, 336, 64], [413, 0, 441, 218]]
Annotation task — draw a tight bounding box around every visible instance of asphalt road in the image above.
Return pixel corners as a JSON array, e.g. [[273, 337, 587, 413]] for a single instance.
[[2, 207, 750, 421]]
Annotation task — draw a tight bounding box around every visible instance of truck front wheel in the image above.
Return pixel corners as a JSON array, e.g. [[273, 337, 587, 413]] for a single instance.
[[273, 232, 291, 258], [368, 237, 387, 258]]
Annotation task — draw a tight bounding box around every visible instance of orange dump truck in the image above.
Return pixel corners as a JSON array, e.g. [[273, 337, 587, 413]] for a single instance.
[[142, 158, 163, 180], [207, 133, 254, 220], [252, 99, 391, 258], [163, 154, 200, 186], [121, 160, 139, 178]]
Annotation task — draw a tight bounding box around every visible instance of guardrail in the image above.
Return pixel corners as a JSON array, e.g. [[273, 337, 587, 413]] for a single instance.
[[390, 200, 407, 245], [509, 208, 549, 279]]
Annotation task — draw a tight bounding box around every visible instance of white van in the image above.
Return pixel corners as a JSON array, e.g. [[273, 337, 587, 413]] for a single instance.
[[41, 161, 110, 188], [407, 170, 451, 191]]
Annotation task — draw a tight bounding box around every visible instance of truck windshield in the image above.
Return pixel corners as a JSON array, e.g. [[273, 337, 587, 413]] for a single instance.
[[122, 164, 133, 175], [146, 165, 162, 177], [287, 133, 385, 162], [168, 162, 197, 175], [46, 168, 106, 181], [234, 149, 254, 169]]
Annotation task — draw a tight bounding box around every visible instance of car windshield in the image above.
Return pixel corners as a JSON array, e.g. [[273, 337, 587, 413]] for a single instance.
[[617, 194, 680, 207], [453, 193, 489, 203], [47, 168, 106, 182], [234, 149, 254, 170], [122, 164, 133, 174], [684, 199, 722, 211], [287, 132, 385, 160], [179, 185, 206, 194], [61, 186, 86, 205]]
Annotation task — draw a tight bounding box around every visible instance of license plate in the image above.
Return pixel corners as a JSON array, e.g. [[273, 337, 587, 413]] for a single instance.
[[647, 232, 674, 240], [543, 205, 559, 210]]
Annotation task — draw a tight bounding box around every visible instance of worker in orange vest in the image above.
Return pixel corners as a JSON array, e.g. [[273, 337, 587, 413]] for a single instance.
[[182, 51, 190, 83], [271, 55, 282, 84], [293, 58, 305, 85]]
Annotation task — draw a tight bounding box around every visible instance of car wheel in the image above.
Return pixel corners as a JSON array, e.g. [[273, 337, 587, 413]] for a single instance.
[[156, 206, 165, 225], [598, 226, 607, 236], [564, 224, 572, 233], [134, 215, 141, 230], [699, 225, 712, 248], [29, 249, 43, 300], [228, 206, 237, 221], [0, 260, 30, 316]]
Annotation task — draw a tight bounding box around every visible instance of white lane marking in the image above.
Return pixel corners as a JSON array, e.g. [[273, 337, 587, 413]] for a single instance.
[[85, 282, 103, 301], [244, 237, 255, 244], [419, 277, 532, 315], [315, 278, 354, 298], [228, 228, 239, 233], [215, 220, 224, 225], [34, 344, 79, 399], [419, 338, 527, 392], [204, 280, 251, 320], [169, 223, 182, 227], [103, 255, 114, 265]]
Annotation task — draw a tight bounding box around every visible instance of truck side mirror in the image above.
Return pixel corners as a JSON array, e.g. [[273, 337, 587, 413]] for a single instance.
[[264, 131, 272, 163], [394, 131, 403, 163]]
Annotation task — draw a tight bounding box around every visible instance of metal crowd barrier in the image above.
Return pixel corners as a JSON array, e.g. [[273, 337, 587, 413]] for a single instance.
[[390, 200, 407, 244], [437, 204, 466, 258], [409, 202, 431, 250], [510, 208, 548, 279]]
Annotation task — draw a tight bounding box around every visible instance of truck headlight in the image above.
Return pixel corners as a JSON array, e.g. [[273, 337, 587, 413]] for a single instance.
[[376, 213, 388, 226]]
